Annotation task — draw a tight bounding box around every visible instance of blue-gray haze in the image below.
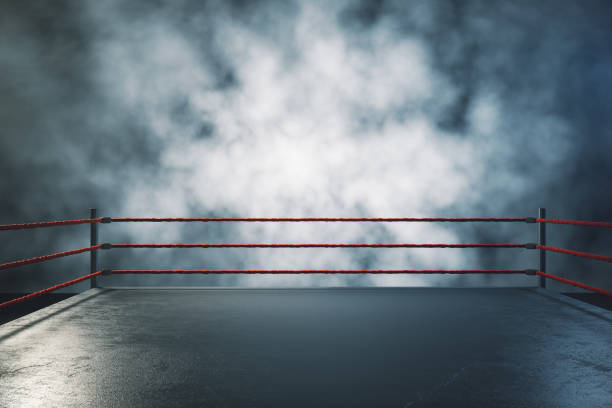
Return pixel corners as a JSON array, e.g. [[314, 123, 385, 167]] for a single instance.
[[1, 0, 611, 292]]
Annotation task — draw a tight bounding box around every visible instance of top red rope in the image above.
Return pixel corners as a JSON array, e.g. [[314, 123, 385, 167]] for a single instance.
[[537, 218, 612, 228], [0, 218, 102, 231], [3, 216, 611, 229], [110, 217, 528, 223]]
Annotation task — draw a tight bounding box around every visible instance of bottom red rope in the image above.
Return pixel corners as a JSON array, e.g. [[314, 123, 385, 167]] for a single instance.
[[110, 270, 611, 296], [3, 269, 608, 310], [536, 271, 612, 296], [0, 271, 102, 309], [109, 269, 528, 275]]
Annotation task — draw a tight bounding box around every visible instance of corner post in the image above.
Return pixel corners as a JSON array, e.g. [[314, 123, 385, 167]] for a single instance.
[[538, 207, 546, 288], [90, 208, 98, 288]]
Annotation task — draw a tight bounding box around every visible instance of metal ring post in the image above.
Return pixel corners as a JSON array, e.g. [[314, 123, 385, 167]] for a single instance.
[[539, 208, 546, 288], [90, 208, 98, 288]]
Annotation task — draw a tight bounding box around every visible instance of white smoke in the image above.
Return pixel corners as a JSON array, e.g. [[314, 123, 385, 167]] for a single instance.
[[79, 1, 556, 287], [0, 0, 578, 290]]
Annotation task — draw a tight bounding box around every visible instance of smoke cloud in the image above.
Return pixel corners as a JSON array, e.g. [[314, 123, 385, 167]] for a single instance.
[[1, 0, 611, 292]]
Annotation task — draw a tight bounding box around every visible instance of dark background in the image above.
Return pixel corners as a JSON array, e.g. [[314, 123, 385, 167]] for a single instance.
[[1, 0, 611, 293]]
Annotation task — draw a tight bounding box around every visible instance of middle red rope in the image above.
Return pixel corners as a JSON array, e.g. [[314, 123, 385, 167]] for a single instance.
[[110, 243, 527, 249]]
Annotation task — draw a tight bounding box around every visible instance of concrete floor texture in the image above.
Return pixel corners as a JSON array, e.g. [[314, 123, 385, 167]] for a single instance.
[[0, 287, 611, 407]]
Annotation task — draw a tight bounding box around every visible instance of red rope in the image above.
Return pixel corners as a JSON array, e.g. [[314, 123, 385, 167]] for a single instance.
[[0, 245, 103, 271], [537, 218, 612, 228], [111, 217, 528, 223], [0, 271, 103, 309], [536, 271, 612, 296], [0, 218, 102, 231], [109, 269, 529, 275], [110, 243, 527, 249], [537, 245, 612, 263]]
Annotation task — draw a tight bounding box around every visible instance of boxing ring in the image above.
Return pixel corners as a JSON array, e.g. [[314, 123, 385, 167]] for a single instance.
[[1, 209, 611, 406]]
